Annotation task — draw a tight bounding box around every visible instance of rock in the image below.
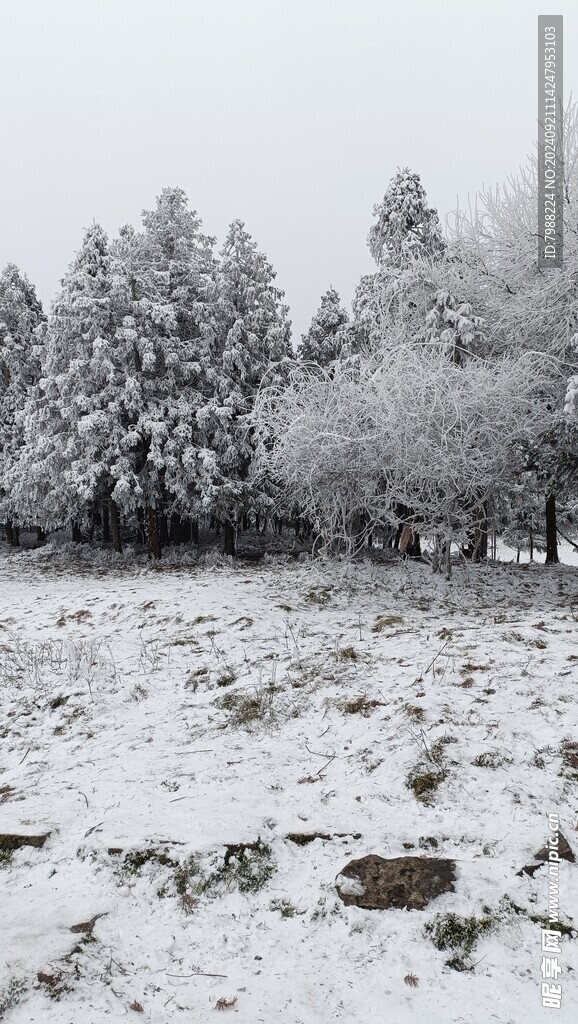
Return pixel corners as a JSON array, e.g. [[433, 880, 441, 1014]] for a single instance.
[[517, 863, 542, 878], [535, 832, 575, 864], [286, 831, 362, 845], [517, 832, 575, 877], [335, 854, 456, 910], [0, 832, 50, 852], [70, 913, 107, 934]]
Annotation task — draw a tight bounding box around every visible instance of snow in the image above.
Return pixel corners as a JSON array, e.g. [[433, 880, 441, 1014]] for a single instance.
[[0, 545, 577, 1022], [335, 874, 366, 897]]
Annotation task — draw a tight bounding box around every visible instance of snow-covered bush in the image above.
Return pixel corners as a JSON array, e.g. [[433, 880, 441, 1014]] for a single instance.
[[254, 341, 549, 561]]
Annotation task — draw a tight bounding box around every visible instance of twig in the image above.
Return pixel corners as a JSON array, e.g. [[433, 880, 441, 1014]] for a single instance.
[[557, 528, 578, 552], [84, 821, 104, 837], [470, 954, 487, 969], [165, 971, 228, 978], [423, 639, 450, 675], [304, 743, 336, 760], [316, 755, 336, 777], [304, 743, 336, 778], [18, 747, 30, 765]]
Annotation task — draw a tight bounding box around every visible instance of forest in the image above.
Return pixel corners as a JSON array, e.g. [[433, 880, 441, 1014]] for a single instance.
[[1, 113, 578, 572]]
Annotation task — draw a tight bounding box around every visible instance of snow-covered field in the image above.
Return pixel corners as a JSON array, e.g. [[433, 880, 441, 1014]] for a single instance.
[[1, 544, 577, 1023]]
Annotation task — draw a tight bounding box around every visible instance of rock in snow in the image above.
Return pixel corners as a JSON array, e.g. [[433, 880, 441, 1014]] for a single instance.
[[335, 854, 457, 910]]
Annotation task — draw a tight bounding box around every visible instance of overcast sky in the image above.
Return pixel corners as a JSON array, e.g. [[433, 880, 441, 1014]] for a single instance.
[[1, 0, 576, 341]]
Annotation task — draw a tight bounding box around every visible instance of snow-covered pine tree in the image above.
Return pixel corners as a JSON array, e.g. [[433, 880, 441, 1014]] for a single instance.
[[368, 168, 446, 270], [197, 219, 292, 553], [124, 187, 221, 552], [139, 186, 218, 344], [349, 169, 447, 352], [0, 263, 46, 543], [9, 224, 114, 539], [298, 288, 349, 366], [424, 288, 485, 366]]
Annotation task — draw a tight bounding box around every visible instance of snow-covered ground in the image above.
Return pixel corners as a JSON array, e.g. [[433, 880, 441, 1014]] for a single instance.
[[1, 544, 577, 1023]]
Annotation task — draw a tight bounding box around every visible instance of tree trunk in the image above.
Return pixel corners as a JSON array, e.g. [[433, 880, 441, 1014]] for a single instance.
[[242, 513, 249, 532], [255, 513, 260, 533], [147, 506, 162, 560], [36, 526, 46, 546], [136, 507, 147, 546], [471, 509, 488, 562], [72, 521, 82, 543], [102, 502, 111, 543], [110, 499, 122, 554], [224, 518, 236, 557], [545, 494, 559, 564], [159, 513, 169, 548], [529, 528, 534, 562], [5, 520, 16, 546], [169, 514, 181, 545], [191, 518, 199, 545]]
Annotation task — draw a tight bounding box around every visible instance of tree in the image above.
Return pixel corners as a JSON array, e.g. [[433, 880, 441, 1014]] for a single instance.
[[9, 224, 114, 536], [254, 342, 549, 573], [368, 168, 446, 270], [197, 219, 292, 553], [448, 102, 578, 562], [109, 189, 221, 555], [0, 264, 45, 542], [346, 171, 449, 355], [298, 288, 349, 366]]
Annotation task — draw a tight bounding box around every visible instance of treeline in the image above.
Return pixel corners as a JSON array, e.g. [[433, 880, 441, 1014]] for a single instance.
[[0, 190, 296, 557], [1, 145, 578, 565]]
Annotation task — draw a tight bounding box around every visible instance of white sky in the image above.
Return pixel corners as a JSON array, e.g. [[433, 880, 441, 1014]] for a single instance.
[[1, 0, 576, 341]]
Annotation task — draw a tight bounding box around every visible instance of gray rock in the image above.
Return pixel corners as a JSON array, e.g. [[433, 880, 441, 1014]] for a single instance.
[[535, 832, 575, 864], [335, 854, 456, 910], [0, 832, 50, 852]]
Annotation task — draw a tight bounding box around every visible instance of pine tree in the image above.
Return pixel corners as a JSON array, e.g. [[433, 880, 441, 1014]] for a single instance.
[[139, 186, 218, 343], [0, 264, 45, 542], [9, 224, 114, 535], [124, 187, 222, 553], [348, 170, 447, 353], [197, 220, 292, 552], [424, 288, 485, 365], [298, 288, 349, 366], [368, 168, 445, 270]]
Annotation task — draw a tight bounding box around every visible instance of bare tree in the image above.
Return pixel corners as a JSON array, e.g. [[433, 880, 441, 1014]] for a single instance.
[[254, 342, 549, 572]]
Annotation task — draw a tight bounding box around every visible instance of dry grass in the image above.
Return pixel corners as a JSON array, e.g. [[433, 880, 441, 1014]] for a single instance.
[[372, 614, 403, 633], [339, 693, 385, 717], [56, 609, 92, 626], [403, 704, 426, 723], [404, 973, 419, 988], [215, 996, 238, 1010], [406, 767, 448, 804], [560, 738, 578, 780], [338, 646, 359, 661]]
